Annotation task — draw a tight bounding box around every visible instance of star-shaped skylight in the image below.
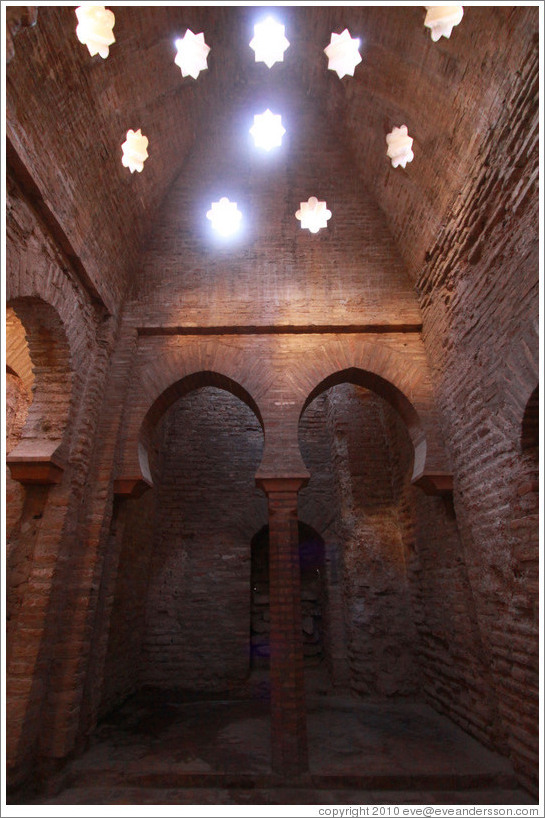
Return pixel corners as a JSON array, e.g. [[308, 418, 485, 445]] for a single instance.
[[250, 110, 286, 151], [75, 5, 115, 59], [295, 197, 332, 234], [121, 129, 149, 173], [174, 30, 210, 79], [250, 18, 290, 68], [424, 6, 464, 41], [386, 125, 414, 169], [324, 29, 362, 79], [206, 198, 242, 237]]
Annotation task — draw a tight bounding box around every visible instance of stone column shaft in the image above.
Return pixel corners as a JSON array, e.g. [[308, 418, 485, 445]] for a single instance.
[[258, 476, 308, 777]]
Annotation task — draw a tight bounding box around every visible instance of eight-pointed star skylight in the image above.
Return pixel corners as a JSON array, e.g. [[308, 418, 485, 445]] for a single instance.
[[324, 29, 362, 79], [386, 125, 414, 169], [249, 17, 290, 68], [424, 6, 464, 41], [174, 29, 211, 79], [121, 129, 149, 173], [207, 198, 243, 237], [102, 11, 466, 237], [250, 110, 286, 151]]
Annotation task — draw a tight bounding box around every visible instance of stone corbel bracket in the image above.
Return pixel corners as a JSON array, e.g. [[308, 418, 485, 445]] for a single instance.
[[412, 472, 453, 497], [113, 477, 152, 498], [7, 439, 64, 485]]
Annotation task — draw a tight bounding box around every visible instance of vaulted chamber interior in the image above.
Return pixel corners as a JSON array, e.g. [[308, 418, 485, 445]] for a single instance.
[[4, 4, 539, 806]]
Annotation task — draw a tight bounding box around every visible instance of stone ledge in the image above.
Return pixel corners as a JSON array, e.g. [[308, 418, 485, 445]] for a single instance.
[[113, 477, 152, 498], [412, 472, 453, 496], [7, 451, 64, 485]]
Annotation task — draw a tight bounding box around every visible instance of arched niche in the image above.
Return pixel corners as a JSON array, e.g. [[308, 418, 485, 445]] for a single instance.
[[297, 380, 425, 696], [135, 382, 267, 693], [6, 296, 73, 485]]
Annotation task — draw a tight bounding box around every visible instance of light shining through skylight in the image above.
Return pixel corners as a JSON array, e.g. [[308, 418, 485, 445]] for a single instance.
[[174, 30, 210, 79], [324, 29, 362, 79], [250, 110, 286, 151], [75, 5, 115, 59], [249, 17, 290, 68], [424, 6, 464, 41], [295, 197, 332, 234], [386, 125, 414, 169], [206, 197, 242, 237]]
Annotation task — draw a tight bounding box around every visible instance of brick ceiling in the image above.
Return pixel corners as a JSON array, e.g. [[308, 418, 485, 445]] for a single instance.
[[6, 5, 537, 307]]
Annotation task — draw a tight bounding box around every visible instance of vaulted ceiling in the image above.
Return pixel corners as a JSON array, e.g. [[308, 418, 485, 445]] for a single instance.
[[6, 5, 538, 314]]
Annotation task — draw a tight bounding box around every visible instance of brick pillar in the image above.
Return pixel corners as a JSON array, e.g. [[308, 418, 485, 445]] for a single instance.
[[257, 476, 308, 777]]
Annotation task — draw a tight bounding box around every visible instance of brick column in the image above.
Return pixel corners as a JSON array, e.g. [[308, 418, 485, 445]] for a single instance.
[[256, 476, 309, 777]]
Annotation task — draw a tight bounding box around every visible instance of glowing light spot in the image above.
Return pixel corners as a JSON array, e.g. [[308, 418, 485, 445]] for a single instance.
[[250, 110, 286, 151], [324, 29, 362, 79], [175, 30, 210, 79], [424, 6, 464, 41], [121, 129, 149, 173], [295, 197, 332, 234], [250, 18, 289, 68], [75, 5, 115, 59], [207, 197, 242, 237], [386, 125, 414, 169]]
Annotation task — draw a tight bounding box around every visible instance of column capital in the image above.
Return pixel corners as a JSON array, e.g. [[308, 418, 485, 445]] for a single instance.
[[255, 474, 309, 495]]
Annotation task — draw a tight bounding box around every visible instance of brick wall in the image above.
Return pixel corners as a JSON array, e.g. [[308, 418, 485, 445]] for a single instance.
[[129, 89, 420, 330], [5, 4, 538, 796], [384, 403, 504, 750], [6, 369, 31, 531], [6, 172, 114, 787], [6, 371, 32, 633], [414, 32, 539, 791], [299, 386, 420, 695], [99, 491, 156, 716]]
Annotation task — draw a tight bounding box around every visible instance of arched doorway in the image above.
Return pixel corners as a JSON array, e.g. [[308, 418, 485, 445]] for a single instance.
[[297, 373, 500, 772], [101, 380, 266, 712], [298, 381, 421, 697]]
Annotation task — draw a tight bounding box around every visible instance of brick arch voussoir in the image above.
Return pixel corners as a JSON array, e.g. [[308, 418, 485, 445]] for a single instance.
[[138, 369, 265, 485]]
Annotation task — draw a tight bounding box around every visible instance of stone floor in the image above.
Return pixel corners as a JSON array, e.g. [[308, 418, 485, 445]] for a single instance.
[[15, 676, 537, 808]]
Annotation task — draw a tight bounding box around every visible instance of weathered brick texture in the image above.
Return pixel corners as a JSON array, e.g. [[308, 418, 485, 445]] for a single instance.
[[413, 29, 539, 792], [5, 172, 112, 787], [99, 492, 156, 716], [128, 92, 420, 331], [299, 387, 421, 696], [141, 387, 267, 691], [6, 370, 31, 534]]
